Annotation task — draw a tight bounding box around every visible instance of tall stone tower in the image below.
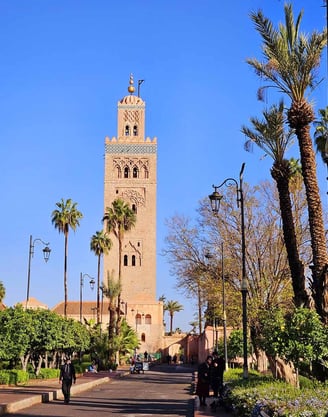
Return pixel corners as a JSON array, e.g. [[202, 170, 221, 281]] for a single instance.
[[103, 75, 163, 354]]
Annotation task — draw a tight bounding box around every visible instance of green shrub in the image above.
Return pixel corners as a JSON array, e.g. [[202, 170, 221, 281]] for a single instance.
[[39, 368, 60, 379], [74, 363, 86, 374], [9, 370, 29, 385], [0, 371, 10, 385]]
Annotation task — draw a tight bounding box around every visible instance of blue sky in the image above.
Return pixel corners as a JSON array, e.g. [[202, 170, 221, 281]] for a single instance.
[[0, 0, 327, 332]]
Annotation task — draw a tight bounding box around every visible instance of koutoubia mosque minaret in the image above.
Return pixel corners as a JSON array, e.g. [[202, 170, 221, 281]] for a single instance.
[[103, 74, 164, 353]]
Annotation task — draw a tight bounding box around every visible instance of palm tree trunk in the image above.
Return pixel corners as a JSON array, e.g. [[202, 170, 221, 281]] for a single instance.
[[170, 313, 173, 335], [97, 254, 101, 324], [116, 236, 122, 335], [64, 231, 68, 317], [271, 162, 310, 307], [291, 116, 328, 322]]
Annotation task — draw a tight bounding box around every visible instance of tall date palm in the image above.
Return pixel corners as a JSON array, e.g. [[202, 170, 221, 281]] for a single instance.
[[90, 230, 112, 325], [103, 198, 136, 335], [242, 101, 309, 307], [51, 198, 83, 317], [247, 4, 328, 322]]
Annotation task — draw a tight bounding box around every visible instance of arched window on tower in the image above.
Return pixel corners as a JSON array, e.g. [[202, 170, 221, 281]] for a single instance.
[[132, 204, 137, 214], [124, 255, 128, 266], [132, 255, 136, 266], [141, 333, 146, 342], [124, 166, 129, 178], [133, 166, 139, 178], [116, 166, 122, 178], [143, 167, 149, 179], [133, 125, 138, 136], [125, 125, 130, 136], [136, 313, 142, 325], [145, 314, 151, 324]]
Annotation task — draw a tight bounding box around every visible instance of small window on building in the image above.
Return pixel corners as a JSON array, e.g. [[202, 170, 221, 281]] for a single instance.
[[133, 125, 138, 136], [132, 204, 137, 213], [125, 125, 130, 136], [124, 166, 129, 178], [145, 314, 151, 324], [116, 189, 119, 194], [137, 242, 140, 247], [132, 255, 136, 266], [141, 333, 146, 342], [117, 167, 122, 178], [136, 313, 142, 325], [124, 255, 128, 266], [133, 166, 138, 178], [144, 168, 149, 179]]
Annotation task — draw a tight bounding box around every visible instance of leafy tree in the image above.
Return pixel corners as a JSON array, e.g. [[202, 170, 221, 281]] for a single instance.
[[227, 330, 243, 360], [163, 215, 210, 334], [0, 306, 90, 371], [164, 180, 310, 370], [90, 230, 112, 324], [247, 3, 328, 322], [103, 198, 136, 335], [51, 198, 83, 317], [242, 101, 309, 307], [0, 306, 35, 370], [259, 307, 328, 385], [164, 300, 184, 335]]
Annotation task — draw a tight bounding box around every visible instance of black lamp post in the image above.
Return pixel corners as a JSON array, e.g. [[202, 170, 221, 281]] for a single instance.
[[26, 235, 51, 309], [221, 242, 228, 371], [209, 162, 248, 379], [80, 272, 95, 323]]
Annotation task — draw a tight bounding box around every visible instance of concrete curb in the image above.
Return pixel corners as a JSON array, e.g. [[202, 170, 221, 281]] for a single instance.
[[0, 376, 111, 415]]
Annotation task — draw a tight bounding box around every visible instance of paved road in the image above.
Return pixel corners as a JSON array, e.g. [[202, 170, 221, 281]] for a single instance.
[[9, 364, 195, 417]]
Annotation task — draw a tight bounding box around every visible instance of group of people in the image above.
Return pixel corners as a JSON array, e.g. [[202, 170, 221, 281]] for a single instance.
[[195, 351, 225, 407]]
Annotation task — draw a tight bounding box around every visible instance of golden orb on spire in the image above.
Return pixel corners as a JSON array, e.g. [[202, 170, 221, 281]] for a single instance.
[[128, 73, 135, 94]]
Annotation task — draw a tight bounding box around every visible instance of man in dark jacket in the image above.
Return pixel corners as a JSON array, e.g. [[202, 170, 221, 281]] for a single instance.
[[59, 357, 76, 404]]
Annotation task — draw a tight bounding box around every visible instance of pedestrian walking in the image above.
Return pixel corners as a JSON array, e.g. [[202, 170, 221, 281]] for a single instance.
[[195, 355, 212, 406], [59, 357, 76, 404], [210, 351, 225, 398]]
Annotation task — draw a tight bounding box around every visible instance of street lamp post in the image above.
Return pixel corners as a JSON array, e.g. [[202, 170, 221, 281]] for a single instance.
[[26, 235, 51, 309], [221, 242, 228, 371], [80, 273, 95, 323], [209, 162, 248, 379]]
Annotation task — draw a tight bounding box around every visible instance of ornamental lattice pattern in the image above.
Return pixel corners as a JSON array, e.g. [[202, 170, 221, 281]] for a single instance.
[[122, 189, 145, 207], [105, 143, 157, 154], [124, 110, 139, 124], [113, 157, 149, 171]]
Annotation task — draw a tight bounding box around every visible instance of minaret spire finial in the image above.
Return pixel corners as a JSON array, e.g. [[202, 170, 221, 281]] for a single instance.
[[128, 73, 135, 95]]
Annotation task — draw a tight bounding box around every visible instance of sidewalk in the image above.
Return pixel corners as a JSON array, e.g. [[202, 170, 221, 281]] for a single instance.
[[0, 370, 120, 415], [194, 396, 233, 417], [0, 367, 228, 417]]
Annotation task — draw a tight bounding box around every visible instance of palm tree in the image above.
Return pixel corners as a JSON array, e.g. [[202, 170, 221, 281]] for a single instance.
[[103, 198, 136, 335], [0, 281, 5, 304], [247, 4, 328, 322], [51, 198, 83, 317], [314, 107, 328, 165], [158, 294, 166, 325], [90, 231, 112, 324], [164, 300, 184, 335], [241, 101, 309, 307], [102, 270, 121, 361]]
